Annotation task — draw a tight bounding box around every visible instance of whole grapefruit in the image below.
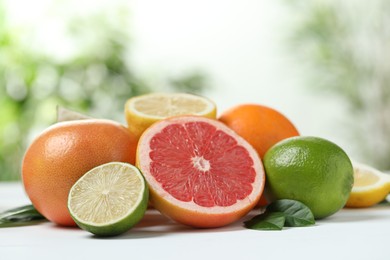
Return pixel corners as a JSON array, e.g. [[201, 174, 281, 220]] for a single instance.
[[22, 119, 138, 226]]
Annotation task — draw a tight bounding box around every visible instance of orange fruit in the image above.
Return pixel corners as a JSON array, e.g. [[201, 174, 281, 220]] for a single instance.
[[219, 104, 299, 159], [22, 119, 138, 226], [136, 116, 265, 228]]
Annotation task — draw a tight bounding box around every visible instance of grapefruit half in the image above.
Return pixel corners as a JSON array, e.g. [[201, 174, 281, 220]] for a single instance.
[[136, 116, 265, 228]]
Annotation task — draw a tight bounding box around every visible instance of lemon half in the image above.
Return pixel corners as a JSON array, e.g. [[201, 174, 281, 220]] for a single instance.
[[345, 162, 390, 208], [125, 93, 217, 138]]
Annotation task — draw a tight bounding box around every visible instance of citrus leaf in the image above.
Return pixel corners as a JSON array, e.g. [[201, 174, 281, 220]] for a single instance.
[[56, 106, 91, 122], [0, 205, 47, 227], [244, 212, 285, 230], [267, 199, 315, 227]]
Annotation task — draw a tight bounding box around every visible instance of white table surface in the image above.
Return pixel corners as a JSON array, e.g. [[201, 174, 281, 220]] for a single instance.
[[1, 182, 389, 260]]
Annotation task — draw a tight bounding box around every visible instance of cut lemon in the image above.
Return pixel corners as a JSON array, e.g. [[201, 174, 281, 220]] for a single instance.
[[125, 93, 217, 138], [68, 162, 148, 236], [345, 162, 390, 208]]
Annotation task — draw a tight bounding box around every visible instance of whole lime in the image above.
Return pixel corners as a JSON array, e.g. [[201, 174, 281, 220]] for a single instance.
[[263, 136, 354, 219]]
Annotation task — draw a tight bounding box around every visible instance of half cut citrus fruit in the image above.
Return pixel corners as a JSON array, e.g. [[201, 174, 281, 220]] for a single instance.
[[68, 162, 148, 236], [125, 93, 217, 138], [345, 162, 390, 208], [136, 116, 265, 228]]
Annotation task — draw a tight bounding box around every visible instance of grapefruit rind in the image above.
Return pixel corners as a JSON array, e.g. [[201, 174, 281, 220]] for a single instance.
[[136, 116, 265, 228]]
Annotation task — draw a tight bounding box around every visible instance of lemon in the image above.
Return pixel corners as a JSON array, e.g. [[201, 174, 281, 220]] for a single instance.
[[124, 93, 217, 138], [68, 162, 148, 236], [345, 162, 390, 208], [263, 136, 354, 219]]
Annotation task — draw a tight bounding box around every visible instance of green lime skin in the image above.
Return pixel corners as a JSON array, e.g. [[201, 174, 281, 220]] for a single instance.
[[263, 136, 354, 219], [71, 178, 149, 237]]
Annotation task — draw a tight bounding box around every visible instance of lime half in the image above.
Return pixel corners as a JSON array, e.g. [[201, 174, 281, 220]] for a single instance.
[[68, 162, 148, 236]]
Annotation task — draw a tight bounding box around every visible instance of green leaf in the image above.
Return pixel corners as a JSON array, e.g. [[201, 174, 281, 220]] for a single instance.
[[267, 199, 315, 227], [0, 204, 47, 227], [244, 212, 285, 230]]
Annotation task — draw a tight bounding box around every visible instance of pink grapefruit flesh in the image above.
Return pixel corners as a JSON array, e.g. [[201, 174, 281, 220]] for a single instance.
[[137, 116, 265, 228]]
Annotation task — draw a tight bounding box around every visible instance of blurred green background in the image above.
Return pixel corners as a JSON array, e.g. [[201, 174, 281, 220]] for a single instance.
[[0, 1, 208, 181], [288, 0, 390, 171], [1, 0, 390, 181]]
